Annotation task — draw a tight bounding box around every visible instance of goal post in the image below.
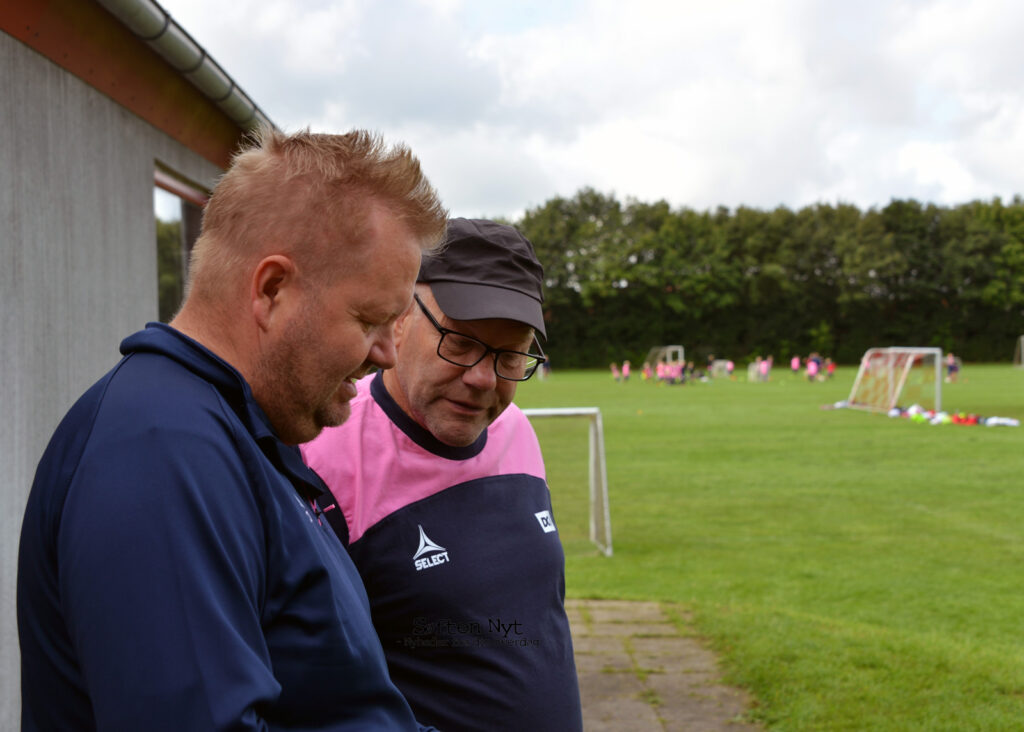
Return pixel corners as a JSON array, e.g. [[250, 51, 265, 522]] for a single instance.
[[643, 344, 684, 369], [847, 347, 942, 413], [1014, 336, 1024, 367], [522, 407, 612, 557]]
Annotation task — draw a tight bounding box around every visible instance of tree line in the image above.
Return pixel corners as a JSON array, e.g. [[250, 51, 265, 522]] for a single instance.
[[157, 190, 1024, 368], [514, 189, 1024, 367]]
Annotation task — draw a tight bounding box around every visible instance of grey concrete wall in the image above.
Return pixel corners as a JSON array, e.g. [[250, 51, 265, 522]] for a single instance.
[[1, 31, 222, 727]]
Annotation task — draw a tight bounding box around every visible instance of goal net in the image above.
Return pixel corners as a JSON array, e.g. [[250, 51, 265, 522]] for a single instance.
[[521, 407, 612, 557], [1014, 336, 1024, 367], [847, 347, 942, 413], [643, 344, 684, 370]]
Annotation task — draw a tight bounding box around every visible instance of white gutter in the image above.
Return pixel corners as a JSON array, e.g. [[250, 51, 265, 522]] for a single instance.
[[95, 0, 275, 131]]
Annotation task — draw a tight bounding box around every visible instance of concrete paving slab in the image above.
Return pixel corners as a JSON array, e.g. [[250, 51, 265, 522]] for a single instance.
[[571, 599, 761, 731], [575, 649, 634, 674], [586, 621, 677, 637], [586, 602, 666, 624], [577, 668, 664, 731], [572, 634, 625, 654]]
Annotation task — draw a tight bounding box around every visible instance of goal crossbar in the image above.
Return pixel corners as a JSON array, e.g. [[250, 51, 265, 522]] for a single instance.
[[522, 407, 612, 557]]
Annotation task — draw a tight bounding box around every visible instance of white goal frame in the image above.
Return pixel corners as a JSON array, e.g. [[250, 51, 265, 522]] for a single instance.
[[847, 347, 942, 413], [643, 344, 684, 368], [522, 407, 612, 557], [1014, 335, 1024, 367]]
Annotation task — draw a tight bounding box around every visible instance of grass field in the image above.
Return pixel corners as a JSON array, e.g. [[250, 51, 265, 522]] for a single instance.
[[516, 364, 1024, 730]]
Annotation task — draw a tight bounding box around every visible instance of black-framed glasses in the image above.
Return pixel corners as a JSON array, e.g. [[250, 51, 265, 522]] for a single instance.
[[414, 294, 547, 382]]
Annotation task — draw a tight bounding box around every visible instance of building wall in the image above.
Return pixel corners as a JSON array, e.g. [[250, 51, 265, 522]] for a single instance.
[[0, 30, 222, 727]]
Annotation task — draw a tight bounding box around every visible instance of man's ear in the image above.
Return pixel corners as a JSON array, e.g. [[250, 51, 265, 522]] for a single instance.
[[251, 255, 297, 331], [391, 299, 417, 347]]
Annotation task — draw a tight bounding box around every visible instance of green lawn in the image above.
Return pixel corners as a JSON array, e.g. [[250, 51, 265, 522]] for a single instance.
[[516, 364, 1024, 730]]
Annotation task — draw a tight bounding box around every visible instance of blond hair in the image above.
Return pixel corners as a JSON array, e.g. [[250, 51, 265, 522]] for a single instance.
[[186, 127, 447, 300]]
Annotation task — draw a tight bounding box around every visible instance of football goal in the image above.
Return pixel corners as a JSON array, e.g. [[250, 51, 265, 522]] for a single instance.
[[847, 347, 942, 413], [643, 344, 684, 368], [1014, 336, 1024, 367], [522, 407, 612, 557]]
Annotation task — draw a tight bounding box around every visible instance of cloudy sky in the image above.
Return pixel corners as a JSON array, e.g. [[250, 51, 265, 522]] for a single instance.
[[154, 0, 1024, 221]]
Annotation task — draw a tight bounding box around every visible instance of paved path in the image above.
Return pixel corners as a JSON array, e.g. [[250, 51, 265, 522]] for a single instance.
[[567, 599, 761, 731]]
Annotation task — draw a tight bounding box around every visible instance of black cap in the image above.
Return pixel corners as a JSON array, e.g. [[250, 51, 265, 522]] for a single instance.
[[418, 218, 546, 338]]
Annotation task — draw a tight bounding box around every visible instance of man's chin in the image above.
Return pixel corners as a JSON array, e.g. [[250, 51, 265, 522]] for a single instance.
[[292, 403, 353, 445], [322, 402, 353, 430], [432, 419, 487, 448]]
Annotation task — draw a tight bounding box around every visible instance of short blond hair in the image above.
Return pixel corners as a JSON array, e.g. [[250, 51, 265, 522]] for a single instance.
[[186, 127, 447, 300]]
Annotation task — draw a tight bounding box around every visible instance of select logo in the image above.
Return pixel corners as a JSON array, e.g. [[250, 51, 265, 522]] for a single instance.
[[413, 525, 449, 571]]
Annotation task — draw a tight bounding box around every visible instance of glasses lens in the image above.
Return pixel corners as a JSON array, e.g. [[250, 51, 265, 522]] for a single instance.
[[495, 352, 528, 380], [438, 333, 486, 367], [496, 353, 540, 381]]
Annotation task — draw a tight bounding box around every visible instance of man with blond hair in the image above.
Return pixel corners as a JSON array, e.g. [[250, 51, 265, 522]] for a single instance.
[[18, 128, 447, 731]]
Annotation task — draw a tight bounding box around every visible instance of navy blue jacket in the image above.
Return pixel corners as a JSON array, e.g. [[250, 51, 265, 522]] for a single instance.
[[18, 324, 431, 731]]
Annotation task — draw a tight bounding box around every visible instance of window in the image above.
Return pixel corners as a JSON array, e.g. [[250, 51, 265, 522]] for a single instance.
[[154, 168, 207, 322]]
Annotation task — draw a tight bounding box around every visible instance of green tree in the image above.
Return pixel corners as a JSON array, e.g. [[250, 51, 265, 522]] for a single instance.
[[157, 218, 184, 323], [516, 189, 1024, 366]]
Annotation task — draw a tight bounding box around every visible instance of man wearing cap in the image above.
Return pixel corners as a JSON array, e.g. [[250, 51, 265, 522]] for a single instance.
[[302, 218, 583, 732]]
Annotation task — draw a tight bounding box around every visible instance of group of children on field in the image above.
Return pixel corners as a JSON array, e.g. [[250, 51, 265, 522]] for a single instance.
[[792, 353, 835, 382], [610, 357, 723, 385], [610, 351, 962, 386], [609, 352, 837, 384]]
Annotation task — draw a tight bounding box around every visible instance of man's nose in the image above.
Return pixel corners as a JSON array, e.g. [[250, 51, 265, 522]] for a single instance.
[[462, 354, 497, 390]]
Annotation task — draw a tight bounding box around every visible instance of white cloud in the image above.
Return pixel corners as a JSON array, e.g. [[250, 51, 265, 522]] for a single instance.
[[156, 0, 1024, 217], [897, 141, 976, 203]]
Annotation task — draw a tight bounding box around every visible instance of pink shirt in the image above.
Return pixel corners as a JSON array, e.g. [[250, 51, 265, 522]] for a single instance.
[[301, 374, 545, 544]]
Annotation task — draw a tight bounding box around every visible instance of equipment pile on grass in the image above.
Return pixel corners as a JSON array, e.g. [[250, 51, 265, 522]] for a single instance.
[[832, 401, 1020, 426]]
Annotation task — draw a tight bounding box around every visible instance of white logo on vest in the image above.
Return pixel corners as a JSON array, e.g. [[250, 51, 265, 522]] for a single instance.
[[413, 525, 450, 571], [534, 510, 557, 533]]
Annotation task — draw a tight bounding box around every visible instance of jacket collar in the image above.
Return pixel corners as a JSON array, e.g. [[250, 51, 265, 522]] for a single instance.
[[121, 323, 326, 499]]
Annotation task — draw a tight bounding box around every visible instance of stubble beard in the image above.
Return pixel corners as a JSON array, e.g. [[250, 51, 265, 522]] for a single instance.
[[421, 394, 498, 448], [254, 316, 352, 445]]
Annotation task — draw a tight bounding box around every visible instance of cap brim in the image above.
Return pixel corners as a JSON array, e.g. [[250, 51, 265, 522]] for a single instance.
[[430, 281, 546, 339]]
